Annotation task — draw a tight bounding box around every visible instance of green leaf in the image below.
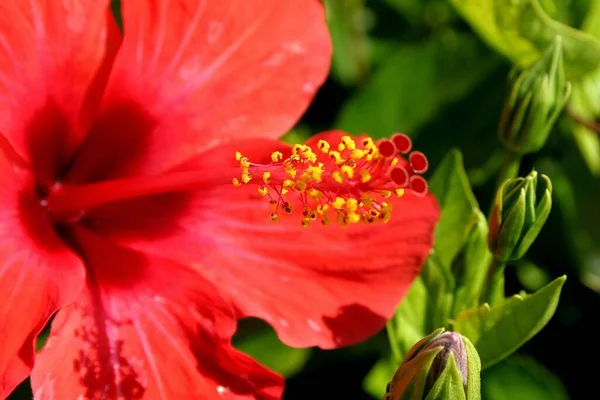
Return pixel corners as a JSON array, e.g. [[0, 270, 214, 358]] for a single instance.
[[482, 354, 569, 400], [387, 277, 429, 362], [451, 211, 493, 314], [582, 0, 600, 39], [421, 257, 455, 331], [449, 0, 600, 79], [335, 33, 499, 138], [324, 0, 370, 86], [428, 149, 481, 268], [568, 70, 600, 176], [454, 276, 566, 369], [234, 328, 310, 378]]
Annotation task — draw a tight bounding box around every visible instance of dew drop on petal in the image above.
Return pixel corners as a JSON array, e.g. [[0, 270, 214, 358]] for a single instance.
[[217, 385, 228, 395], [307, 319, 322, 332]]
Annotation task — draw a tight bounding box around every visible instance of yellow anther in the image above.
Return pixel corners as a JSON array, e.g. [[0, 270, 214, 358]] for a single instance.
[[242, 173, 252, 184], [360, 170, 372, 183], [270, 213, 280, 222], [240, 157, 250, 169], [340, 165, 354, 178], [332, 197, 346, 210], [291, 145, 317, 163], [301, 218, 311, 228], [282, 202, 294, 214], [321, 215, 331, 226], [281, 188, 289, 195], [296, 181, 307, 192], [291, 144, 304, 156], [257, 187, 268, 196], [271, 151, 283, 162], [235, 152, 243, 161], [380, 203, 393, 223], [351, 149, 365, 160], [285, 164, 297, 178], [329, 151, 344, 165], [269, 200, 277, 211], [303, 165, 323, 182], [332, 171, 344, 184], [337, 142, 346, 152], [337, 212, 349, 227], [262, 171, 271, 184], [232, 178, 241, 187], [369, 208, 381, 218], [346, 198, 359, 212], [302, 207, 317, 220], [341, 136, 356, 150], [395, 188, 405, 197], [361, 137, 374, 148], [380, 190, 392, 198], [347, 211, 361, 224], [283, 179, 295, 189], [307, 188, 322, 200], [305, 150, 317, 163], [361, 194, 373, 207], [391, 158, 399, 166], [317, 204, 330, 215], [318, 140, 331, 153]]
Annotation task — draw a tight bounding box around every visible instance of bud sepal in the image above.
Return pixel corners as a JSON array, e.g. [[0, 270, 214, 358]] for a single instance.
[[488, 170, 552, 262], [384, 328, 481, 400]]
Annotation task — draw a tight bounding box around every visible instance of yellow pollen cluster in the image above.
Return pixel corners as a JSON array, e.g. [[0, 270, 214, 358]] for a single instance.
[[234, 135, 413, 228]]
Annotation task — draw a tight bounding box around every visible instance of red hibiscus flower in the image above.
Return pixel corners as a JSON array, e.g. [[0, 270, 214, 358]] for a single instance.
[[0, 0, 439, 399]]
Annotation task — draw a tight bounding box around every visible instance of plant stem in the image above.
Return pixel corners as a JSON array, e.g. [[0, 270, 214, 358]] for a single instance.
[[496, 150, 521, 189]]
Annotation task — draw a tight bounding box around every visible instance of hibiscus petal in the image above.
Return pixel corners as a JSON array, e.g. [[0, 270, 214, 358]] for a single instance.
[[82, 138, 440, 349], [65, 0, 332, 183], [31, 227, 283, 400], [0, 151, 84, 397], [0, 1, 121, 187]]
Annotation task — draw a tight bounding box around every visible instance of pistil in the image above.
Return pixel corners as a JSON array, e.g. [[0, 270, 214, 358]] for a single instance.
[[234, 133, 429, 227]]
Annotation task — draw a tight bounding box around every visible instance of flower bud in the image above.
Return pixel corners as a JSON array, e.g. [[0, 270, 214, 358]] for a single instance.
[[498, 35, 571, 154], [384, 328, 481, 400], [488, 170, 552, 262]]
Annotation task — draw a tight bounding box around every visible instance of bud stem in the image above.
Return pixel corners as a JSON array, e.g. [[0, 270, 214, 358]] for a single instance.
[[481, 258, 506, 305], [488, 150, 521, 217]]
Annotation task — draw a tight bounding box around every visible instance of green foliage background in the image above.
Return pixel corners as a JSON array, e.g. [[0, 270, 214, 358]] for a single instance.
[[9, 1, 600, 399], [282, 0, 597, 398]]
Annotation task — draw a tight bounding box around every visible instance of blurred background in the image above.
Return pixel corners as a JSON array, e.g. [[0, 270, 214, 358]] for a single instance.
[[9, 0, 600, 399]]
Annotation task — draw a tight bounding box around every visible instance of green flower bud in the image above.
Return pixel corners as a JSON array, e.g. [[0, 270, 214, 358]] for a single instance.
[[488, 170, 552, 262], [384, 328, 481, 400], [498, 35, 571, 154]]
